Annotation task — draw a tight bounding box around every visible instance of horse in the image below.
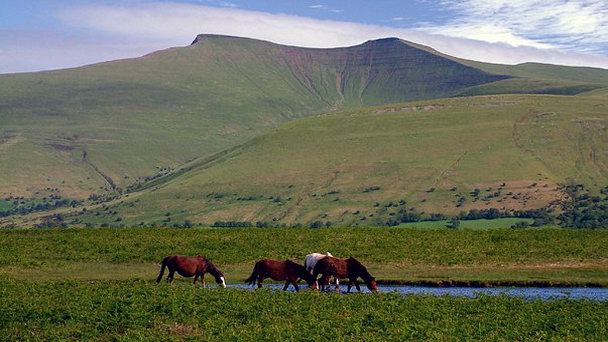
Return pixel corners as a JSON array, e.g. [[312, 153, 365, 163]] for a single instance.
[[304, 252, 338, 287], [312, 256, 378, 293], [156, 255, 226, 288], [304, 252, 333, 273], [245, 259, 318, 291]]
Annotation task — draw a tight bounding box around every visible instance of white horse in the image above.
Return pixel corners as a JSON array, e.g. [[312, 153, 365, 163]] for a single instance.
[[304, 252, 338, 289]]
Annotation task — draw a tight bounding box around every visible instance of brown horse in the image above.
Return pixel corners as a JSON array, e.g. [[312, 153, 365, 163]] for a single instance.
[[312, 256, 378, 293], [245, 259, 318, 291], [157, 255, 226, 288]]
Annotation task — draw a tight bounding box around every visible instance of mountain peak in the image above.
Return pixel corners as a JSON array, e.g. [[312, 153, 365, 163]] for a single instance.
[[190, 34, 238, 45]]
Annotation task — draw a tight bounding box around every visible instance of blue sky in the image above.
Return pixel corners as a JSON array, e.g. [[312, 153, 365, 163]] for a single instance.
[[1, 0, 608, 73]]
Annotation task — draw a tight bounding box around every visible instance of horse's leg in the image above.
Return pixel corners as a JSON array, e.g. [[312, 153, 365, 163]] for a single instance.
[[347, 280, 353, 293], [282, 281, 290, 291], [334, 277, 340, 293], [201, 273, 206, 288], [324, 276, 330, 292], [167, 268, 176, 284], [193, 273, 199, 285], [257, 276, 264, 288], [292, 281, 300, 292], [355, 280, 361, 292]]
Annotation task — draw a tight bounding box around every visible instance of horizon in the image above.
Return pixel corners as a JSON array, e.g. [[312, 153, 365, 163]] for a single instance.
[[1, 0, 608, 74], [3, 33, 608, 76]]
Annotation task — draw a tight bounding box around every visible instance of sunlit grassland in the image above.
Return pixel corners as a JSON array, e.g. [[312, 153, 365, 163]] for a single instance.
[[2, 227, 607, 340], [1, 227, 607, 285], [83, 94, 608, 226], [1, 280, 607, 340]]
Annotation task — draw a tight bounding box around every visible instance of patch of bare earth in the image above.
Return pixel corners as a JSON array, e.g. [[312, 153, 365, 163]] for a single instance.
[[374, 104, 445, 115]]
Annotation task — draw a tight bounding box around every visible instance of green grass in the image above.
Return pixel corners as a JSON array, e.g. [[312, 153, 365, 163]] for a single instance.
[[580, 87, 608, 98], [75, 94, 608, 226], [459, 78, 600, 96], [459, 60, 608, 85], [2, 35, 607, 203], [3, 227, 608, 267], [0, 35, 509, 200], [2, 227, 608, 286], [1, 280, 607, 340], [2, 227, 607, 339]]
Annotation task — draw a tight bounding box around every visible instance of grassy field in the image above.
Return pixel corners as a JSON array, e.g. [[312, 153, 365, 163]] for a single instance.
[[2, 227, 608, 286], [2, 227, 607, 340], [65, 94, 608, 226], [2, 280, 607, 340]]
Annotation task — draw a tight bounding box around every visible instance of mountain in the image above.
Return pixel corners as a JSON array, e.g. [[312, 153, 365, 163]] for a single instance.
[[0, 34, 607, 203], [63, 94, 607, 227]]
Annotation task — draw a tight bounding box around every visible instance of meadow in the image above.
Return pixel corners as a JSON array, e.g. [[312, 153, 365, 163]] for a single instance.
[[2, 227, 608, 340], [2, 227, 608, 285], [2, 280, 607, 340]]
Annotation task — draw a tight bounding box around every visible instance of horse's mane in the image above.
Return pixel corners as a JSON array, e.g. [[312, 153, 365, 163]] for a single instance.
[[286, 260, 314, 281], [205, 258, 223, 277], [285, 259, 305, 270], [347, 257, 374, 281]]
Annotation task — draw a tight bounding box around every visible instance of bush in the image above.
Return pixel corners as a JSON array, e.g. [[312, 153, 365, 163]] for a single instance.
[[309, 221, 324, 228], [511, 221, 530, 229], [212, 221, 252, 228], [446, 219, 460, 229]]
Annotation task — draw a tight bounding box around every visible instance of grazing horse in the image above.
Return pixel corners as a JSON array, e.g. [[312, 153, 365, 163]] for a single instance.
[[312, 256, 378, 293], [245, 259, 318, 291], [304, 252, 338, 287], [157, 255, 226, 288]]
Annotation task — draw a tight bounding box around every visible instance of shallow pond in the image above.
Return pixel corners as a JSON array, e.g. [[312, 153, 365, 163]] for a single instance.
[[229, 284, 608, 301]]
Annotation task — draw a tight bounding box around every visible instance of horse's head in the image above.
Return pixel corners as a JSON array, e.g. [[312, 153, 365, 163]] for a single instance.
[[207, 262, 226, 288], [214, 271, 227, 288], [367, 277, 378, 292], [296, 262, 318, 289]]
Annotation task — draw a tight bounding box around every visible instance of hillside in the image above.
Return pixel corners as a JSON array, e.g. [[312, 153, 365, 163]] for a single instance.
[[61, 94, 607, 227], [0, 35, 513, 200], [4, 34, 608, 203]]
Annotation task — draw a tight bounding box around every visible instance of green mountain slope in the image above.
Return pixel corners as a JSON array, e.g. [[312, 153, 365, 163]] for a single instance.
[[466, 62, 608, 85], [73, 94, 608, 226], [0, 35, 508, 199], [580, 88, 608, 98], [1, 34, 607, 202]]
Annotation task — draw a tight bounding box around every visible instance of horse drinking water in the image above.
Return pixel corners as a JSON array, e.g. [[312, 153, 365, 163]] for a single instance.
[[157, 255, 226, 288], [245, 259, 318, 291], [312, 256, 378, 293]]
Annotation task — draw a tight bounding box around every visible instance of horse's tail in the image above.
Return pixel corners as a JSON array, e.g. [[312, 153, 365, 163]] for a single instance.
[[156, 256, 170, 283], [245, 263, 259, 286]]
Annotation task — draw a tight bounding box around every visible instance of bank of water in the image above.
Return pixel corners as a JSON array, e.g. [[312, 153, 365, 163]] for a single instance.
[[230, 284, 608, 301]]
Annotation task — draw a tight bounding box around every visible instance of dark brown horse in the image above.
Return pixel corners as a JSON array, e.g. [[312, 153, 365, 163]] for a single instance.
[[312, 256, 378, 293], [245, 259, 318, 291], [157, 255, 226, 288]]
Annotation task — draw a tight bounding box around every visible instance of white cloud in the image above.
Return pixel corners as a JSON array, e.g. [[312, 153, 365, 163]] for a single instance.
[[308, 4, 343, 13], [57, 2, 608, 68], [2, 1, 607, 73], [427, 0, 608, 53]]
